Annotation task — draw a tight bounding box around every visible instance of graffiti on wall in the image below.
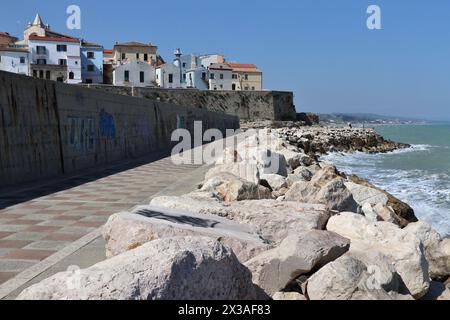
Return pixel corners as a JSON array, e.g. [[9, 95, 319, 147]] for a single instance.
[[176, 114, 186, 129], [68, 116, 95, 152], [136, 116, 151, 137], [99, 109, 116, 139]]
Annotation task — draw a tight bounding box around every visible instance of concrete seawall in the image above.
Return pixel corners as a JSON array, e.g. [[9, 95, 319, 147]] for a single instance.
[[0, 71, 239, 186], [81, 85, 297, 121]]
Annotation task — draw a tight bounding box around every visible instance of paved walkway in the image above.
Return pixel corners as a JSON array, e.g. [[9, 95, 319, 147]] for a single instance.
[[0, 153, 200, 287]]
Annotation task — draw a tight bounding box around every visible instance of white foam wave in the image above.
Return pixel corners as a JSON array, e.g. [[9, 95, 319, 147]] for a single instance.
[[321, 146, 450, 237]]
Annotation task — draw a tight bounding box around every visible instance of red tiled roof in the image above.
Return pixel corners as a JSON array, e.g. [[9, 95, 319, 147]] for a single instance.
[[103, 49, 113, 54], [227, 63, 258, 69], [0, 32, 11, 37], [114, 41, 156, 48], [29, 35, 79, 43]]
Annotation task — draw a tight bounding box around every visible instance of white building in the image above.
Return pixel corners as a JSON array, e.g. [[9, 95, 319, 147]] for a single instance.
[[208, 63, 232, 90], [156, 63, 182, 88], [0, 47, 29, 75], [155, 49, 183, 89], [113, 61, 155, 87], [28, 35, 81, 83]]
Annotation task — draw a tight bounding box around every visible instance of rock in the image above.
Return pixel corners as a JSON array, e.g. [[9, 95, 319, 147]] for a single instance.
[[102, 206, 269, 261], [287, 167, 313, 186], [348, 175, 417, 226], [284, 178, 358, 213], [361, 203, 378, 222], [344, 182, 389, 207], [275, 149, 304, 170], [254, 149, 288, 177], [17, 236, 257, 300], [260, 174, 288, 191], [405, 221, 442, 251], [215, 147, 242, 165], [405, 222, 449, 281], [421, 281, 450, 300], [372, 203, 401, 225], [310, 165, 341, 186], [315, 178, 359, 212], [344, 250, 401, 293], [205, 163, 260, 185], [272, 292, 307, 300], [327, 212, 430, 298], [428, 239, 450, 281], [201, 173, 272, 202], [151, 195, 330, 246], [306, 256, 397, 300], [245, 230, 350, 295]]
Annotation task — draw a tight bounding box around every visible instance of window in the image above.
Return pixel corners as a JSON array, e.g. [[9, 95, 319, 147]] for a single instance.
[[140, 71, 145, 83], [245, 86, 249, 90], [220, 85, 223, 89], [87, 64, 95, 72], [183, 73, 186, 80], [69, 72, 74, 80], [85, 79, 93, 84], [136, 53, 140, 59], [37, 59, 46, 65], [20, 57, 25, 64], [252, 86, 255, 90], [168, 74, 173, 83], [232, 74, 238, 79], [232, 84, 236, 91], [144, 54, 148, 61], [210, 73, 215, 80], [201, 72, 206, 80], [59, 59, 67, 66], [182, 62, 186, 68], [87, 51, 95, 59], [36, 46, 46, 54], [220, 74, 224, 80], [46, 71, 51, 79], [33, 70, 37, 77], [244, 74, 249, 80], [57, 45, 67, 52], [122, 53, 126, 60], [39, 70, 44, 78], [124, 70, 130, 82]]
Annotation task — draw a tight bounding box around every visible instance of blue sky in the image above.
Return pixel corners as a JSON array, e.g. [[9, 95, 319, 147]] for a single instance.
[[1, 0, 450, 120]]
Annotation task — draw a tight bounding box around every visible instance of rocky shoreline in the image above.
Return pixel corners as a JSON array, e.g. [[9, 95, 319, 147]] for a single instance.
[[17, 127, 449, 300]]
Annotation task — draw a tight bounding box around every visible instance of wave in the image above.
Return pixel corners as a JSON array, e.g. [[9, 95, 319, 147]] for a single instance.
[[321, 145, 450, 237]]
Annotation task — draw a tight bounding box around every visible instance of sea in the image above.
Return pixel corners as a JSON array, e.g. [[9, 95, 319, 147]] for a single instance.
[[321, 124, 450, 237]]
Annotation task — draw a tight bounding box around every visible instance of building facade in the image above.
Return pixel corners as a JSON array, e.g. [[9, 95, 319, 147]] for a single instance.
[[81, 41, 104, 84], [111, 42, 157, 65], [228, 63, 263, 91], [28, 35, 81, 83], [208, 63, 232, 90], [113, 60, 155, 87], [0, 47, 29, 75]]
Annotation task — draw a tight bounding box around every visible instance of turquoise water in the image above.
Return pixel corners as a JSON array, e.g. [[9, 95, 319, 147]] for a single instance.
[[322, 124, 450, 237]]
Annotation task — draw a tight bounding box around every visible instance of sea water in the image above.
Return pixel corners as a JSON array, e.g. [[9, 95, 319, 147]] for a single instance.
[[322, 124, 450, 237]]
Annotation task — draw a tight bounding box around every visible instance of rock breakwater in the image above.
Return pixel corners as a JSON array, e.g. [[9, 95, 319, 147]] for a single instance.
[[18, 127, 449, 301]]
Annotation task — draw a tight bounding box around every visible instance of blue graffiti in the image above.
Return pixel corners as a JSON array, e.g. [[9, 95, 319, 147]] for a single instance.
[[99, 110, 116, 139]]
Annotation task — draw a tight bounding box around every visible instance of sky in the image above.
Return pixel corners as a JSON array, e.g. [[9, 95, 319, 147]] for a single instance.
[[1, 0, 449, 121]]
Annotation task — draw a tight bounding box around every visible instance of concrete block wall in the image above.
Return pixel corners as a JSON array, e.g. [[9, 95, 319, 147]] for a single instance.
[[82, 85, 297, 121], [0, 71, 239, 186]]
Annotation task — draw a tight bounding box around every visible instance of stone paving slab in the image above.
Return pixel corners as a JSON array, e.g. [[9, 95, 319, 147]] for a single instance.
[[0, 154, 201, 286]]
